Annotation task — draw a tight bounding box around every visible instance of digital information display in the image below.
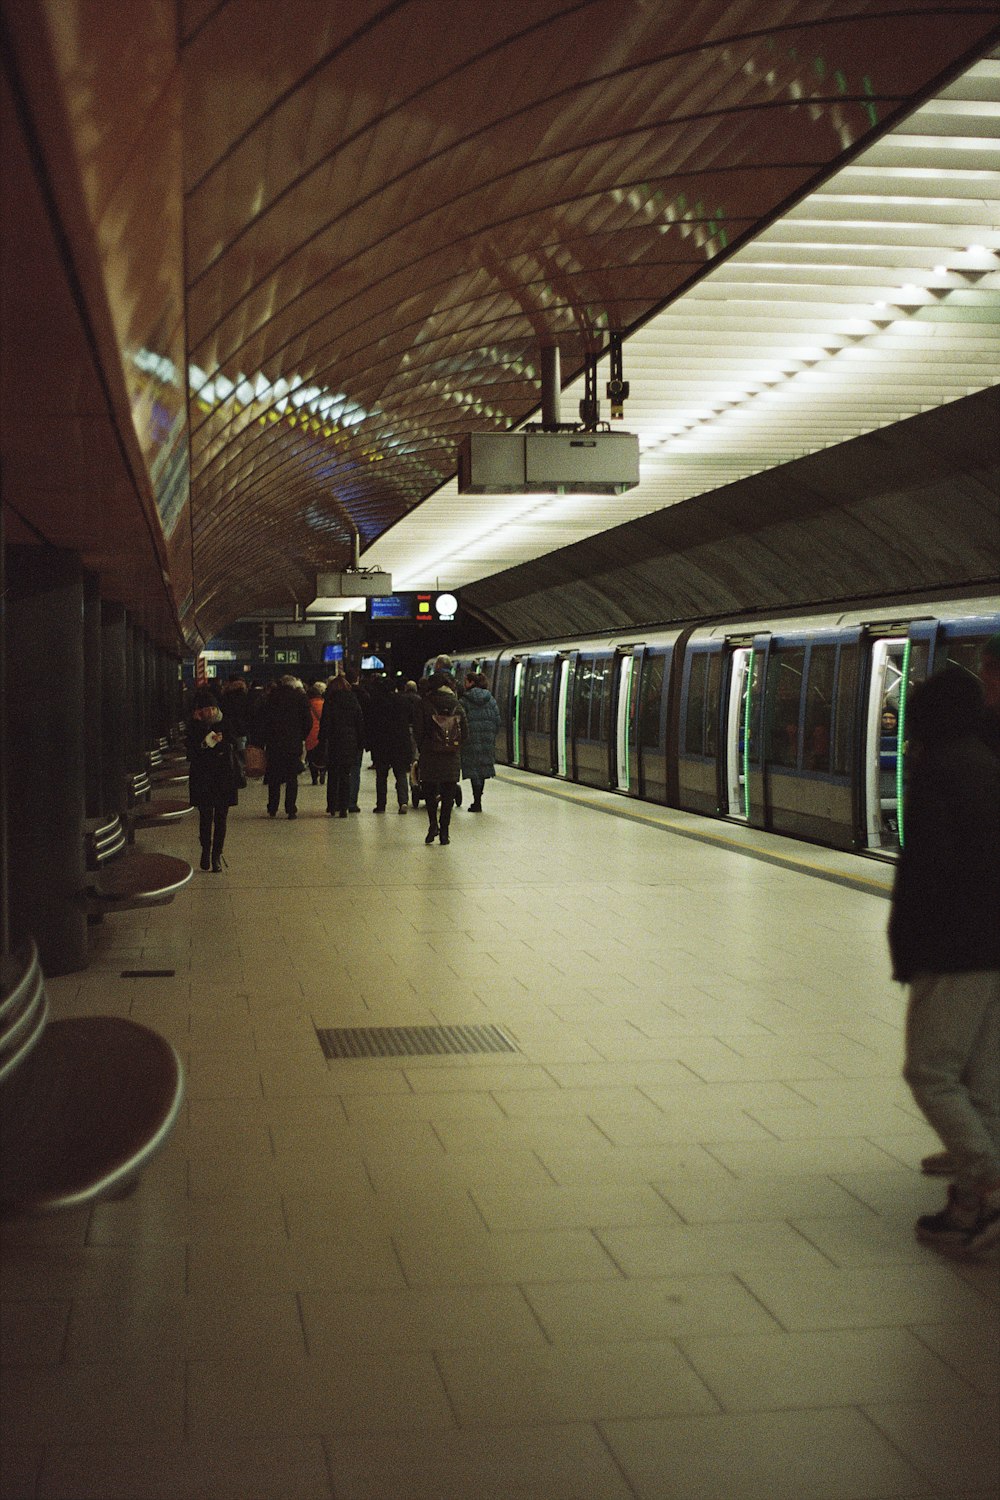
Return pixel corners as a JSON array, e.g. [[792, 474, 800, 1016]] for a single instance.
[[369, 594, 414, 620]]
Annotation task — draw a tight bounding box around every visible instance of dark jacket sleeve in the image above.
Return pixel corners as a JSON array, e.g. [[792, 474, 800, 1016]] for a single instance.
[[888, 738, 1000, 982]]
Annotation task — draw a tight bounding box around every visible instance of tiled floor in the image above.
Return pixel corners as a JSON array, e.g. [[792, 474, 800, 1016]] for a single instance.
[[2, 768, 997, 1500]]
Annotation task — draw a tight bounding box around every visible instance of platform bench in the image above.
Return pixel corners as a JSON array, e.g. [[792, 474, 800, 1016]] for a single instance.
[[84, 814, 193, 916], [0, 941, 184, 1215], [146, 748, 187, 786], [126, 770, 194, 832]]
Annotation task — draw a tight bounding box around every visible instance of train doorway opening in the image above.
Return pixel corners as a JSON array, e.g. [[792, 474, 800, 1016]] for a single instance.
[[556, 655, 572, 778], [865, 638, 905, 853], [725, 646, 753, 820]]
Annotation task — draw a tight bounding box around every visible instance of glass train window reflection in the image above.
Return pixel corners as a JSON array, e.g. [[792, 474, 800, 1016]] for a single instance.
[[704, 652, 722, 757], [531, 660, 554, 733], [639, 654, 665, 749], [767, 648, 805, 768], [592, 657, 612, 740], [802, 645, 835, 772], [832, 645, 857, 776], [574, 660, 593, 738], [684, 653, 708, 755]]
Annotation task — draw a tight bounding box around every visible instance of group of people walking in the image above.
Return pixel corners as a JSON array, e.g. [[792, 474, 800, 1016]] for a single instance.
[[184, 655, 501, 864]]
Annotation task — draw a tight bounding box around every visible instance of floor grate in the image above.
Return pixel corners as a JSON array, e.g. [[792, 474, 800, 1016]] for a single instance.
[[121, 969, 176, 978], [316, 1024, 519, 1059]]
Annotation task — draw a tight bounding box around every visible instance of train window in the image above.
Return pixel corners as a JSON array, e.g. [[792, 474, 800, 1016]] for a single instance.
[[802, 645, 835, 772], [574, 659, 593, 738], [494, 663, 512, 728], [684, 653, 709, 755], [832, 644, 858, 776], [523, 661, 541, 732], [593, 657, 612, 740], [639, 653, 665, 748], [533, 660, 554, 733], [747, 650, 767, 762], [704, 652, 722, 757], [910, 641, 929, 683], [944, 636, 989, 681], [766, 648, 805, 768]]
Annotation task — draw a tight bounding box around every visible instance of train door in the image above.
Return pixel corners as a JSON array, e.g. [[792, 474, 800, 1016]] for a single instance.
[[555, 651, 577, 778], [613, 646, 644, 793], [510, 657, 526, 766], [863, 621, 938, 852], [743, 634, 771, 829], [724, 643, 753, 820]]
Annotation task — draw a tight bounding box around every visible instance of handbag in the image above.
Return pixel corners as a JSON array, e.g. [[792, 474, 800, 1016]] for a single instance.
[[244, 744, 267, 779], [230, 742, 248, 789]]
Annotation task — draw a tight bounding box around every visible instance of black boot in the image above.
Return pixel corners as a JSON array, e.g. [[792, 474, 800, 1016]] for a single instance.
[[211, 839, 224, 873], [200, 845, 211, 871], [425, 797, 439, 843]]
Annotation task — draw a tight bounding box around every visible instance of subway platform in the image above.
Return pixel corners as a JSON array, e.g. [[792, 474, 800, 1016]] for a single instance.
[[1, 768, 997, 1500]]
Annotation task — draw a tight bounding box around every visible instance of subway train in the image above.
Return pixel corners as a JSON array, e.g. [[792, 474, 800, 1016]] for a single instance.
[[435, 593, 999, 860]]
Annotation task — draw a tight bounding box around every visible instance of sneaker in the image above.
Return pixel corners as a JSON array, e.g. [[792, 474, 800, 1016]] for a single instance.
[[916, 1186, 1000, 1254], [397, 803, 407, 814], [921, 1149, 956, 1176]]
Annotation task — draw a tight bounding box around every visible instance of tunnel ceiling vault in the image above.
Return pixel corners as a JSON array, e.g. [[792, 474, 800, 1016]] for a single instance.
[[180, 2, 1000, 642]]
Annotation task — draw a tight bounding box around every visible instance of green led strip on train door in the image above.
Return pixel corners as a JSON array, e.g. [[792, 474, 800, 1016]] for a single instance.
[[622, 657, 632, 792], [896, 639, 911, 848], [513, 663, 523, 764], [743, 649, 754, 820]]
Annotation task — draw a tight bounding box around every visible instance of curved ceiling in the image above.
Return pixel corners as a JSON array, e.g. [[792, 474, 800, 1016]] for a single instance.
[[369, 49, 1000, 594], [181, 1, 1000, 639]]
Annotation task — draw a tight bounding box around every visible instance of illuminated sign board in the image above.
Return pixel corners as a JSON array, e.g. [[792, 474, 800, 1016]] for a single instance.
[[369, 591, 458, 622], [370, 594, 414, 620]]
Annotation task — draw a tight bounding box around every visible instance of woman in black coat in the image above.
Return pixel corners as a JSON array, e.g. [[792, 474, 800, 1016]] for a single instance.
[[320, 675, 365, 817], [416, 684, 467, 844], [187, 687, 241, 871], [367, 676, 416, 813]]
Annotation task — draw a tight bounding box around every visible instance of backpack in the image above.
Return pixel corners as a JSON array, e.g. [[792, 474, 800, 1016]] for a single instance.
[[429, 707, 462, 752]]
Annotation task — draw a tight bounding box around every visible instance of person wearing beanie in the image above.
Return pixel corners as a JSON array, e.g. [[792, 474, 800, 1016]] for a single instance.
[[888, 667, 1000, 1254], [186, 687, 241, 871]]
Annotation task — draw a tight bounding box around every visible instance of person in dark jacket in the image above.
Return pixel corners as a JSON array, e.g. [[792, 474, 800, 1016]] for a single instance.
[[459, 672, 501, 812], [367, 676, 414, 813], [427, 653, 458, 691], [320, 674, 365, 817], [343, 666, 370, 812], [888, 667, 1000, 1254], [416, 683, 468, 844], [187, 687, 241, 871], [257, 675, 313, 819]]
